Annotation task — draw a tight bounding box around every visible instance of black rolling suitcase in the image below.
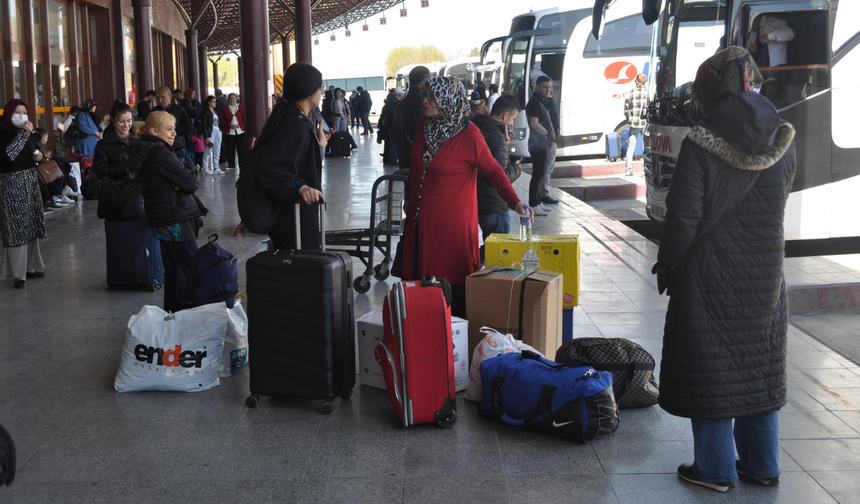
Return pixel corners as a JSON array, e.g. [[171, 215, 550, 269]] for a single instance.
[[326, 131, 352, 158], [104, 218, 164, 291], [245, 203, 355, 413]]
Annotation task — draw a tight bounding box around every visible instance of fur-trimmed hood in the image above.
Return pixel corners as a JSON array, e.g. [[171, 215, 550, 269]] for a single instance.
[[126, 135, 167, 179], [687, 91, 795, 171]]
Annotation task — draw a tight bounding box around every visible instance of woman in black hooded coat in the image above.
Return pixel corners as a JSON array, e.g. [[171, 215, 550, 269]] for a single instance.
[[653, 47, 796, 492]]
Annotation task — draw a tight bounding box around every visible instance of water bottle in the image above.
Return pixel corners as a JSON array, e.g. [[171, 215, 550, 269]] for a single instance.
[[519, 206, 532, 241]]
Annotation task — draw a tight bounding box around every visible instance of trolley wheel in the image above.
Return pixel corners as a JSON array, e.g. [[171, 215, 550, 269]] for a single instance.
[[320, 401, 334, 415], [373, 263, 390, 281], [354, 275, 371, 294], [340, 388, 354, 400], [436, 409, 457, 429], [245, 394, 259, 408]]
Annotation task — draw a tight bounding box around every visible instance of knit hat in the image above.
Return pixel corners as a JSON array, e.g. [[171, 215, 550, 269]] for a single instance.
[[283, 63, 323, 102]]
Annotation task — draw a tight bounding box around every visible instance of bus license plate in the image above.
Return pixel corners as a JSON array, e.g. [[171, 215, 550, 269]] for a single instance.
[[651, 204, 665, 220]]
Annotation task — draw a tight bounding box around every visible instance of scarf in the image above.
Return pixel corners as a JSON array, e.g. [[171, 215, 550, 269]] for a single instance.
[[691, 46, 762, 113], [414, 76, 470, 228], [2, 99, 28, 132], [228, 104, 239, 115]]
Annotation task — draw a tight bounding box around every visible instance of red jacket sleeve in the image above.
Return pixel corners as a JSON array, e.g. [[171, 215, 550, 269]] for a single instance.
[[471, 126, 520, 209], [220, 107, 230, 127]]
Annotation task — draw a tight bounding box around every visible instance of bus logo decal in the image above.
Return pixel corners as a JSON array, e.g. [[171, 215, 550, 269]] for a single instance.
[[604, 61, 637, 84]]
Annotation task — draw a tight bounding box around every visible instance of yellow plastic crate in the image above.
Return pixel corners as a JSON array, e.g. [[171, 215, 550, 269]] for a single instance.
[[484, 234, 580, 307]]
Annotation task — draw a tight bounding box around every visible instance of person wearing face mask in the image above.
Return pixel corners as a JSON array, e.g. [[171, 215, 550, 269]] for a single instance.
[[126, 111, 207, 312], [93, 101, 143, 220], [0, 100, 47, 289], [253, 62, 328, 251]]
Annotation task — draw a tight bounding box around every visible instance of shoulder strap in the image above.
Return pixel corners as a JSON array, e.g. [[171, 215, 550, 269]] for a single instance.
[[676, 170, 763, 267]]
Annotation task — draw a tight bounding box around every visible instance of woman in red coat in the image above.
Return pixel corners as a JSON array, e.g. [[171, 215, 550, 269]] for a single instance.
[[402, 76, 532, 317], [220, 93, 246, 169]]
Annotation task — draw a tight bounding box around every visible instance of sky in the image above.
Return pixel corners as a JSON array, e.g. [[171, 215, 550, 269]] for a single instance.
[[308, 0, 569, 77]]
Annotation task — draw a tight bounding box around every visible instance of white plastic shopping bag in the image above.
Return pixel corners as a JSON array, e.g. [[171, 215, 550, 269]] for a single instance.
[[219, 302, 249, 378], [463, 326, 544, 402], [114, 304, 228, 392]]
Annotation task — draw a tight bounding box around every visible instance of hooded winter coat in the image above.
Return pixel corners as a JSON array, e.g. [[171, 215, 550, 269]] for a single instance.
[[127, 135, 206, 228], [657, 91, 796, 419], [471, 113, 521, 216]]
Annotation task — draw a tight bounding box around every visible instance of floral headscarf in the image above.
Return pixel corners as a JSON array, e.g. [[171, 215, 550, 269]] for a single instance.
[[422, 76, 470, 159], [691, 46, 762, 113]]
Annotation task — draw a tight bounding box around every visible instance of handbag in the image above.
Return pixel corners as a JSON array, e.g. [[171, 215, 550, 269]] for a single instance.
[[36, 160, 63, 185]]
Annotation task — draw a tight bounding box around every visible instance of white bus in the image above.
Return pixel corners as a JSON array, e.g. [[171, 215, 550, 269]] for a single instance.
[[482, 1, 655, 158], [632, 0, 860, 242], [322, 75, 387, 116], [394, 63, 444, 91], [438, 57, 481, 89]]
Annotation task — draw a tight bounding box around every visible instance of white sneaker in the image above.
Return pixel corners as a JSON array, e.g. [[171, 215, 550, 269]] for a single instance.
[[213, 168, 226, 175], [537, 203, 553, 213], [532, 205, 549, 216], [52, 196, 69, 206], [61, 186, 77, 197], [59, 195, 75, 204], [202, 169, 213, 175]]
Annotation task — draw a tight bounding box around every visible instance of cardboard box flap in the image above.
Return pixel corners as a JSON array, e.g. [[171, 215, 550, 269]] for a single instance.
[[470, 266, 561, 284]]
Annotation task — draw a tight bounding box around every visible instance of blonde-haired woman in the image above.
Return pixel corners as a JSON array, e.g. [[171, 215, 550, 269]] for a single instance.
[[128, 111, 207, 311]]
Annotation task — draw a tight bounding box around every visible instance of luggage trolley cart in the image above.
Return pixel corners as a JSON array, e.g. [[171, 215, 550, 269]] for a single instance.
[[325, 173, 407, 293]]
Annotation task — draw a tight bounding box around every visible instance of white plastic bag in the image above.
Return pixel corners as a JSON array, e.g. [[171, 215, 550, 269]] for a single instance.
[[114, 304, 227, 392], [463, 326, 543, 402], [219, 302, 249, 377]]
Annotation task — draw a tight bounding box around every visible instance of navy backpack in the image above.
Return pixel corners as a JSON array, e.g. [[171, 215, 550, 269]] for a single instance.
[[478, 350, 620, 443], [182, 234, 239, 309]]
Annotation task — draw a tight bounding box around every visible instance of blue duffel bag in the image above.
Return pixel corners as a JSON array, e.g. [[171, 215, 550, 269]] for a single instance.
[[478, 350, 620, 443], [181, 234, 239, 309]]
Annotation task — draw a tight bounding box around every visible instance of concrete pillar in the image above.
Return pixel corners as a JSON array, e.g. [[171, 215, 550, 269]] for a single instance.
[[38, 0, 54, 149], [294, 0, 312, 64], [281, 34, 292, 70], [67, 0, 80, 107], [212, 60, 219, 91], [21, 0, 36, 105], [1, 0, 16, 99], [239, 0, 270, 142], [132, 0, 154, 94], [80, 3, 93, 99], [198, 45, 209, 97], [185, 29, 200, 98], [237, 56, 243, 102], [112, 0, 126, 101]]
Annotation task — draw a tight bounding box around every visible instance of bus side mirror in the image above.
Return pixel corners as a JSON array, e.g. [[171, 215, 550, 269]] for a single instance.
[[643, 0, 662, 25]]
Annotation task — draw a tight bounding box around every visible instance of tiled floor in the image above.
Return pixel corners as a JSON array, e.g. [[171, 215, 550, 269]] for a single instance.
[[1, 130, 859, 503]]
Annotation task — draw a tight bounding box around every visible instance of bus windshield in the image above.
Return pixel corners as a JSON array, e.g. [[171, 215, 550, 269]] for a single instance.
[[649, 0, 725, 125]]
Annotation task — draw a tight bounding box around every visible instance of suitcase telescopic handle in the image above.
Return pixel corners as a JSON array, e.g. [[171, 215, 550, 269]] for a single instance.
[[293, 199, 327, 251], [377, 342, 403, 405]]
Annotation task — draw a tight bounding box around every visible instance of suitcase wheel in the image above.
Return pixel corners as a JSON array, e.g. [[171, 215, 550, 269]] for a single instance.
[[354, 275, 371, 294], [245, 394, 259, 408], [436, 409, 457, 429], [340, 388, 354, 400], [319, 401, 334, 415], [373, 263, 389, 281]]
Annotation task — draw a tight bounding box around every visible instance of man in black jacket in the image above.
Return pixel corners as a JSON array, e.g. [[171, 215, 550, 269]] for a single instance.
[[393, 66, 431, 170], [136, 90, 156, 121], [379, 87, 404, 165], [153, 87, 192, 163], [472, 95, 521, 240], [354, 86, 373, 135]]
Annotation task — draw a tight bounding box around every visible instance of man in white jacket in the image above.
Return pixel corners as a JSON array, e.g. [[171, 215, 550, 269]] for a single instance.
[[746, 14, 795, 68]]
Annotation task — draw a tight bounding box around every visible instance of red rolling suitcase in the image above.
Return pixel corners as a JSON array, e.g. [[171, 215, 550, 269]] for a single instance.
[[377, 277, 458, 428]]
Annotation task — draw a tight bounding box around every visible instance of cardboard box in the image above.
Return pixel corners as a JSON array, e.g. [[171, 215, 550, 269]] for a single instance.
[[484, 234, 580, 307], [357, 310, 469, 392], [466, 267, 563, 361]]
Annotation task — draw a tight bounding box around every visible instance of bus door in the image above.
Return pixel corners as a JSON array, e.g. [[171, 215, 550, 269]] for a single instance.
[[735, 1, 834, 237]]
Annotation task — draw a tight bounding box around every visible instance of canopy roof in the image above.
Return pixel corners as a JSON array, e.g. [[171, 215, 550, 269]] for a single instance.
[[174, 0, 406, 55]]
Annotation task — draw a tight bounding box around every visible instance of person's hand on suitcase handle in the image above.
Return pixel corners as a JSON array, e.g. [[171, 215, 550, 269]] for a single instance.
[[299, 185, 325, 205], [514, 201, 535, 224]]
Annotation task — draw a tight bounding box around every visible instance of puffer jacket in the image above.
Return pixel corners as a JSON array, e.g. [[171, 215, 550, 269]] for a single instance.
[[471, 113, 521, 216], [93, 125, 138, 179], [657, 91, 796, 420], [127, 134, 206, 228]]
